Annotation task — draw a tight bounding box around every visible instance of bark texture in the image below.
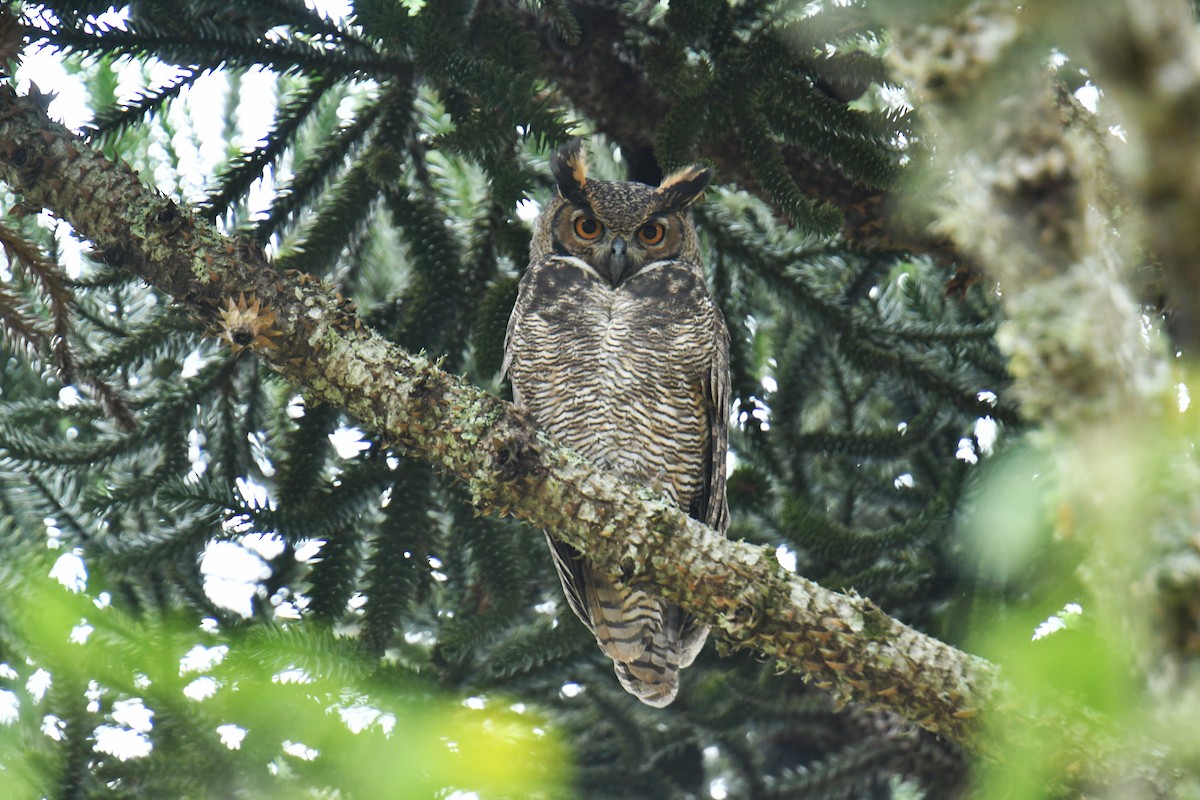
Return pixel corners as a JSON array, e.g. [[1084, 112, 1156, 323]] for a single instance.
[[888, 2, 1159, 428], [887, 2, 1191, 795], [1087, 0, 1200, 352]]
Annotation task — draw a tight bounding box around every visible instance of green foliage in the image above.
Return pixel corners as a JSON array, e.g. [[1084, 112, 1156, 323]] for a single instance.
[[360, 459, 440, 656], [698, 193, 1010, 629], [472, 276, 520, 382], [0, 560, 570, 798], [199, 74, 340, 223]]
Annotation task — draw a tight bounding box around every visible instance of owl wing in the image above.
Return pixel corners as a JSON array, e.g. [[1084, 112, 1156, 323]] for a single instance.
[[504, 274, 617, 650], [502, 266, 601, 629], [675, 303, 731, 667], [700, 303, 732, 535], [499, 268, 531, 392]]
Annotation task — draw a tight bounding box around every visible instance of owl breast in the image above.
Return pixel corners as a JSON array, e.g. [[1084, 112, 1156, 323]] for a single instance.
[[508, 256, 717, 512]]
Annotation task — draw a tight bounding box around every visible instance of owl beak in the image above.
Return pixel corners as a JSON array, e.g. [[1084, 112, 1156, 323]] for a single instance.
[[606, 237, 629, 286]]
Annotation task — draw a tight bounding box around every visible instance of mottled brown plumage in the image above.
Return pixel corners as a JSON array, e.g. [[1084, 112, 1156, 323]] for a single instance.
[[503, 140, 730, 706]]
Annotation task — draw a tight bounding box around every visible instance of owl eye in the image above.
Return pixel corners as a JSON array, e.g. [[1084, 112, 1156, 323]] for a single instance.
[[574, 216, 603, 240], [637, 222, 665, 246]]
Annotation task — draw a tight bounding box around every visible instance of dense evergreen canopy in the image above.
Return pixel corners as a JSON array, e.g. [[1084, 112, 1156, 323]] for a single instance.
[[0, 1, 1198, 798]]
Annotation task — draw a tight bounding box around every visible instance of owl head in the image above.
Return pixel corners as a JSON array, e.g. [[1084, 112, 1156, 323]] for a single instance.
[[531, 140, 712, 285]]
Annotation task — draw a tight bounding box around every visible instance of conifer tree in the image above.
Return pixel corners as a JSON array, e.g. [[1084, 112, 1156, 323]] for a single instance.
[[0, 1, 1197, 799]]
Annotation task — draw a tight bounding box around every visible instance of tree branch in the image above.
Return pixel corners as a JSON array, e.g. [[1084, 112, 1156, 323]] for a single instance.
[[887, 3, 1160, 428], [1084, 0, 1200, 352], [884, 1, 1189, 790], [0, 83, 1004, 749]]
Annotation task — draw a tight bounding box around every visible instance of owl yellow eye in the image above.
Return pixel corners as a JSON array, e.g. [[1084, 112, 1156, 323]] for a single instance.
[[574, 216, 603, 240], [637, 222, 665, 246]]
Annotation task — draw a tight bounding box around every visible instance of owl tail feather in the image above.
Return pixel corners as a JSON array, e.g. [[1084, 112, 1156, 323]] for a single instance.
[[583, 568, 708, 707], [582, 568, 660, 663], [544, 533, 707, 706]]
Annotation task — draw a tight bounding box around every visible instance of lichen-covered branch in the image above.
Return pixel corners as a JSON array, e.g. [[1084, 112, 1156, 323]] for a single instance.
[[1084, 0, 1200, 352], [0, 83, 1003, 750], [886, 1, 1190, 791], [888, 0, 1164, 427]]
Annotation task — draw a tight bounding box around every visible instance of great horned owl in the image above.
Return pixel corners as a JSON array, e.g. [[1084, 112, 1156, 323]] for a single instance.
[[503, 140, 730, 707]]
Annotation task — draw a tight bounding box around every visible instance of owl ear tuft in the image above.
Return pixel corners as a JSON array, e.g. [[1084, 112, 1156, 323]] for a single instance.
[[551, 139, 591, 208], [655, 164, 713, 208]]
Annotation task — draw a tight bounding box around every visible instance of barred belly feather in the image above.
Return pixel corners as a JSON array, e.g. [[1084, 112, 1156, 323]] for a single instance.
[[506, 252, 728, 707]]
